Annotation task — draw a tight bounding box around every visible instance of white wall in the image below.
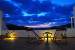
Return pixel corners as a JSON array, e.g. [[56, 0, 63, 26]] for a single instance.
[[73, 6, 75, 28], [34, 30, 56, 37], [1, 30, 28, 37], [0, 10, 2, 35], [1, 30, 56, 37], [66, 29, 75, 37], [2, 21, 8, 30], [1, 29, 75, 37]]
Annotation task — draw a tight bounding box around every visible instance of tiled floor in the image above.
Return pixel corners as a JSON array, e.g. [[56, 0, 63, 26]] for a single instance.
[[0, 38, 75, 50]]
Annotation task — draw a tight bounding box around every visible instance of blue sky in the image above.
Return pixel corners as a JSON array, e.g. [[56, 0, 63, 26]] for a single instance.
[[0, 0, 75, 28]]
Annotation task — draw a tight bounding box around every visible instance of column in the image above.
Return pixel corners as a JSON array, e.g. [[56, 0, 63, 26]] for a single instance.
[[0, 10, 3, 35], [73, 6, 75, 28], [71, 17, 72, 28]]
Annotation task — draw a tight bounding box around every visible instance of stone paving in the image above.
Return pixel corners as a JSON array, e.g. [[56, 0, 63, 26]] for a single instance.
[[0, 38, 75, 50]]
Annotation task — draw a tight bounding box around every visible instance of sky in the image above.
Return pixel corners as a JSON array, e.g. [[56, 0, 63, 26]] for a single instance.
[[0, 0, 75, 28]]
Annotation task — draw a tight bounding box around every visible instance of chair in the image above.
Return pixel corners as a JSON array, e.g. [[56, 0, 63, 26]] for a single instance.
[[52, 30, 67, 44], [27, 30, 43, 43]]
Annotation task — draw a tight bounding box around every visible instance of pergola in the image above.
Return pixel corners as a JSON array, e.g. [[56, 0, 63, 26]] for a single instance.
[[69, 16, 74, 29]]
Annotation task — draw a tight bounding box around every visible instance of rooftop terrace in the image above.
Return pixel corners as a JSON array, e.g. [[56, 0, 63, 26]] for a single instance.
[[0, 38, 75, 50]]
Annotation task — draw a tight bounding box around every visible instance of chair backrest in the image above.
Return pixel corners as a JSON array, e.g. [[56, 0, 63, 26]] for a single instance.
[[27, 31, 35, 37], [55, 30, 67, 39]]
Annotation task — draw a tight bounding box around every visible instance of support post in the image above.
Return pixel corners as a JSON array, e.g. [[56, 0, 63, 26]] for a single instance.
[[0, 10, 2, 35], [71, 17, 73, 29]]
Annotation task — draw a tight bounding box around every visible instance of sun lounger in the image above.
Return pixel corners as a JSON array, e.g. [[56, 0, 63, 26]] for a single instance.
[[26, 30, 43, 43], [52, 30, 67, 44]]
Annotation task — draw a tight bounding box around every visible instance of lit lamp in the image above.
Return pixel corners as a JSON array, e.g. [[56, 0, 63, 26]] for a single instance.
[[43, 32, 52, 39], [43, 32, 52, 43], [43, 33, 46, 37]]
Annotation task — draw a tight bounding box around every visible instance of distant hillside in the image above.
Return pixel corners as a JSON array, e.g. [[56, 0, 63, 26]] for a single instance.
[[50, 23, 74, 29], [6, 24, 33, 30], [6, 23, 74, 30]]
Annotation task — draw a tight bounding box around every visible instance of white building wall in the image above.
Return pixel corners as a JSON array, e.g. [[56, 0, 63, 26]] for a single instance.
[[73, 6, 75, 28], [1, 29, 75, 37], [66, 29, 75, 37], [0, 11, 2, 35], [2, 21, 8, 30]]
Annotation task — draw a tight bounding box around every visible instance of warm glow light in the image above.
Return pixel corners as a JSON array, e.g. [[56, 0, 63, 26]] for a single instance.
[[44, 38, 52, 42], [10, 38, 14, 40], [44, 38, 51, 40], [44, 34, 47, 36], [3, 38, 15, 40], [48, 34, 51, 36]]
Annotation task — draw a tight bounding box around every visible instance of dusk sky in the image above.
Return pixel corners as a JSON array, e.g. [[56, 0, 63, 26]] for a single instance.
[[0, 0, 75, 28]]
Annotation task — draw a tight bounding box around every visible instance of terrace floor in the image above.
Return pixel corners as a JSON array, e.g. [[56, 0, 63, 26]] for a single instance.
[[0, 38, 75, 50]]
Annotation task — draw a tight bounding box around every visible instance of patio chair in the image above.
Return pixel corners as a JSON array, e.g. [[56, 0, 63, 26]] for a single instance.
[[52, 30, 67, 44], [27, 30, 43, 43]]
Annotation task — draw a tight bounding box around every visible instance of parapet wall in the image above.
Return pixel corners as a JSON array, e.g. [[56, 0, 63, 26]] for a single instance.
[[1, 29, 75, 37], [1, 30, 56, 37], [66, 29, 75, 37]]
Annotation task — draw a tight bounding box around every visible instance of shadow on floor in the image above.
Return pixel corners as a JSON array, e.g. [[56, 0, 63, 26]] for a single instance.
[[44, 42, 50, 50]]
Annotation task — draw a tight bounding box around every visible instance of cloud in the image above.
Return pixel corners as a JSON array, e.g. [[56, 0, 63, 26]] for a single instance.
[[0, 0, 75, 27], [54, 4, 75, 15], [51, 0, 75, 6]]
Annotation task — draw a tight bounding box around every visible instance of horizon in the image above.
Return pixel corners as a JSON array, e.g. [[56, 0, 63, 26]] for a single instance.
[[0, 0, 75, 28], [7, 23, 72, 28]]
